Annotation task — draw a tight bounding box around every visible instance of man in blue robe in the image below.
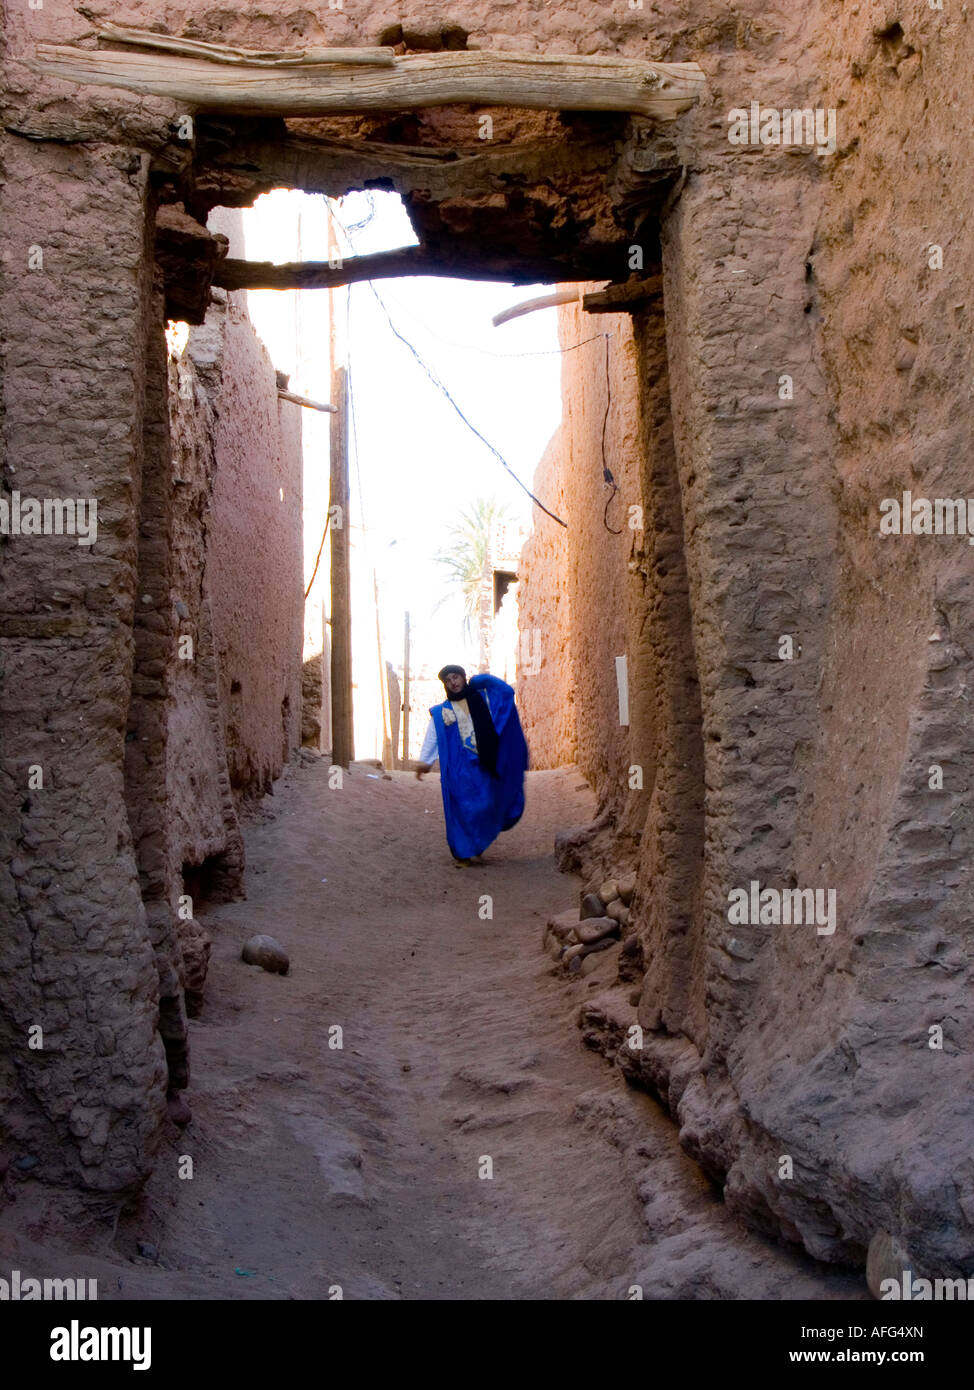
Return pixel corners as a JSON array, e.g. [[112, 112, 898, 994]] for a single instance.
[[416, 665, 528, 864]]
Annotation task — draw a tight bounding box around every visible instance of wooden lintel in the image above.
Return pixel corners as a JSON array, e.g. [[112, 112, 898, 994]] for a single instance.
[[32, 44, 705, 120], [215, 246, 580, 292], [582, 276, 663, 313]]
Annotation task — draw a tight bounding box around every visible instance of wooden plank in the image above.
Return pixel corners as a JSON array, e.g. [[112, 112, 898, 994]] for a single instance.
[[582, 276, 663, 313], [79, 16, 396, 66], [32, 45, 706, 119]]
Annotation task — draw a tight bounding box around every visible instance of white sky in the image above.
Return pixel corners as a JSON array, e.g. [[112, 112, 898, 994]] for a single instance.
[[243, 188, 564, 679]]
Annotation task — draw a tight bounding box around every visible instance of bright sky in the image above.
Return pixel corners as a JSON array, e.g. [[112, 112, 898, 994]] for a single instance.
[[244, 188, 564, 678]]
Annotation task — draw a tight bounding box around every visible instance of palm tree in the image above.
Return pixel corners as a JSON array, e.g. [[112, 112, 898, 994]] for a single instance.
[[435, 498, 511, 670]]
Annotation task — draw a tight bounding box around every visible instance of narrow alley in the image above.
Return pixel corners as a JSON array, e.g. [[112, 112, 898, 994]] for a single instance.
[[6, 760, 861, 1301]]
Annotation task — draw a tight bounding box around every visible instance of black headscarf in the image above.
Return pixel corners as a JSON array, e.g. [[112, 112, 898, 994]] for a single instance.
[[438, 664, 500, 777]]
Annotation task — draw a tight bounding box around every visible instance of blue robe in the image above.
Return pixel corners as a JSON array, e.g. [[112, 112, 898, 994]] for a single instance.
[[429, 674, 528, 859]]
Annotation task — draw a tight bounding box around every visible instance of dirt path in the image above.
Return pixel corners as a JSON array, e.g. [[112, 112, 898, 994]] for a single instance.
[[2, 758, 865, 1300]]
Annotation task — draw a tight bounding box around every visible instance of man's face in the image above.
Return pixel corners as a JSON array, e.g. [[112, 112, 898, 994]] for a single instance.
[[444, 671, 466, 697]]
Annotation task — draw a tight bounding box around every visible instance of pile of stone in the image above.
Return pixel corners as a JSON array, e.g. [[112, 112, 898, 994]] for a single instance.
[[543, 874, 636, 973]]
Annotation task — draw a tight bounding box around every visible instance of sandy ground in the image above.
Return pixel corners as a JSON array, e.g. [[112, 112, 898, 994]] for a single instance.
[[1, 758, 865, 1300]]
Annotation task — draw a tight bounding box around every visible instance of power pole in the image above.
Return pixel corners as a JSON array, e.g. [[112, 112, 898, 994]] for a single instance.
[[327, 199, 353, 769], [402, 610, 411, 764], [329, 363, 353, 767]]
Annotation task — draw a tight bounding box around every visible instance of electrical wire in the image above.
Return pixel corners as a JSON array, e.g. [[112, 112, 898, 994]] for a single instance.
[[305, 509, 331, 599], [367, 281, 568, 529], [601, 333, 623, 535], [373, 282, 614, 359]]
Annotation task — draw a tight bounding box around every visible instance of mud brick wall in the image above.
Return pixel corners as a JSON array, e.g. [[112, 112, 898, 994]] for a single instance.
[[0, 136, 169, 1191]]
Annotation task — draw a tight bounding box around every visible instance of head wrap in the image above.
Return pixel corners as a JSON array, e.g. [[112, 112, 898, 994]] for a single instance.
[[438, 664, 500, 777]]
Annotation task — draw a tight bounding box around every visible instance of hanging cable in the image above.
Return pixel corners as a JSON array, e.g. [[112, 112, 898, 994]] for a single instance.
[[305, 510, 331, 599], [368, 281, 568, 529], [601, 333, 623, 535]]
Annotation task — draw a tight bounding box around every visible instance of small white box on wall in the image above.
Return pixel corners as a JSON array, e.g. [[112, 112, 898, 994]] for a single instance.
[[615, 654, 629, 727]]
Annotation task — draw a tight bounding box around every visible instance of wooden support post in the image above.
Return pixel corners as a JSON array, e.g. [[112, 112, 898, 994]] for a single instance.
[[329, 364, 353, 768], [402, 611, 411, 766], [374, 568, 393, 768]]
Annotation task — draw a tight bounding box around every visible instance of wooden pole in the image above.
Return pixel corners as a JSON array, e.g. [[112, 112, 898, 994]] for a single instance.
[[492, 287, 583, 327], [31, 44, 706, 120], [374, 569, 392, 768], [329, 364, 353, 768], [402, 611, 411, 766]]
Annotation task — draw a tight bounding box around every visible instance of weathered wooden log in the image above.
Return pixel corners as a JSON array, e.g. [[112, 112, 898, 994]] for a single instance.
[[215, 246, 581, 291], [492, 288, 582, 327], [582, 276, 663, 313], [79, 15, 396, 67], [277, 389, 337, 413], [32, 44, 706, 119]]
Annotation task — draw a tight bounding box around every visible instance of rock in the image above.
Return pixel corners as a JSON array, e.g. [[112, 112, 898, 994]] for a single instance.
[[866, 1230, 912, 1300], [13, 1154, 39, 1173], [606, 900, 630, 927], [136, 1239, 159, 1262], [575, 916, 619, 945], [546, 909, 580, 941], [563, 936, 618, 963], [581, 945, 619, 976], [617, 874, 637, 905], [579, 892, 605, 920], [544, 909, 581, 959], [166, 1093, 192, 1127], [241, 934, 289, 975], [598, 880, 620, 906]]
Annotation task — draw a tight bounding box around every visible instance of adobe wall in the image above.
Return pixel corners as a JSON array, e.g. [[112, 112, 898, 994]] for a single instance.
[[518, 1, 974, 1278], [0, 132, 168, 1194], [0, 131, 303, 1203]]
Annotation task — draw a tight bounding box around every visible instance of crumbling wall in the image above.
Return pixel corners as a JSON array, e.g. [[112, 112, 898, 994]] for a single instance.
[[516, 428, 572, 769], [205, 288, 304, 799], [518, 306, 643, 788], [165, 212, 304, 1003]]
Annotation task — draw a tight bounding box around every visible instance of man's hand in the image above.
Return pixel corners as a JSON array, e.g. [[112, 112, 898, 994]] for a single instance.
[[415, 763, 431, 780]]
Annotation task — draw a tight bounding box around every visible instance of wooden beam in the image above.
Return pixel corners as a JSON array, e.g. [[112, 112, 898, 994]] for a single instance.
[[194, 124, 631, 208], [582, 276, 663, 313], [492, 288, 582, 327], [32, 44, 706, 119], [215, 246, 582, 291], [79, 15, 395, 67], [278, 389, 336, 413]]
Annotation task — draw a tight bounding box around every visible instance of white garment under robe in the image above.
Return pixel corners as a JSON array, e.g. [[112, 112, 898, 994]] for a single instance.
[[419, 692, 492, 766]]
